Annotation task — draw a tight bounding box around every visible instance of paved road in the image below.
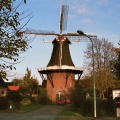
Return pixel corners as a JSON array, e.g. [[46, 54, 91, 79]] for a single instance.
[[1, 105, 120, 120], [0, 105, 67, 120]]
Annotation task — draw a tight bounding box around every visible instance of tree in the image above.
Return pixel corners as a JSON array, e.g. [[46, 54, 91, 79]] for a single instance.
[[13, 68, 51, 105], [69, 84, 86, 108], [84, 38, 117, 98], [13, 67, 39, 97], [112, 45, 120, 89], [84, 38, 116, 71], [113, 47, 120, 81], [38, 87, 50, 104], [0, 0, 31, 79]]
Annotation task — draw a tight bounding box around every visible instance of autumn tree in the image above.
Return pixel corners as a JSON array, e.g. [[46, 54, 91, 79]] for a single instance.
[[13, 68, 51, 104], [113, 47, 120, 81], [0, 0, 31, 79], [13, 67, 39, 97], [84, 38, 117, 98], [69, 84, 84, 108]]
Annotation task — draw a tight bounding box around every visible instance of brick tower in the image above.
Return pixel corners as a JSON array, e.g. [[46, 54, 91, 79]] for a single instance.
[[37, 36, 83, 102]]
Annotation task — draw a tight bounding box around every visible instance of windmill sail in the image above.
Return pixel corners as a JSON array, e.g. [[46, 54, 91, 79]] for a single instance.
[[59, 5, 69, 34]]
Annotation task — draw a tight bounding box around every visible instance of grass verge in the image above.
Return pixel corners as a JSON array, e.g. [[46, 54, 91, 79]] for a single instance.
[[58, 105, 82, 116], [56, 105, 120, 120], [21, 104, 46, 112], [0, 104, 46, 113]]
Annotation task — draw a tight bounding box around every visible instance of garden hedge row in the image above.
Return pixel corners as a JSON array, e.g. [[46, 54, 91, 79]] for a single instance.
[[83, 98, 116, 117], [0, 97, 9, 110]]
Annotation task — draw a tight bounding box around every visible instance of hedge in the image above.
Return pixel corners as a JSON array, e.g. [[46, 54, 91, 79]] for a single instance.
[[0, 97, 9, 110], [83, 98, 116, 117]]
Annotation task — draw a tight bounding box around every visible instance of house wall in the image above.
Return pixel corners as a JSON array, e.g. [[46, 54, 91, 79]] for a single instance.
[[112, 90, 120, 99], [46, 72, 75, 101]]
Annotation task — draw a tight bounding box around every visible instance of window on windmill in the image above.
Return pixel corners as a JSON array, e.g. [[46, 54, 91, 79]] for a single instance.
[[56, 91, 64, 100]]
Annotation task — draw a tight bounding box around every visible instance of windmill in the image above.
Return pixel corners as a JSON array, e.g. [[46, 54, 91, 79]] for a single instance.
[[25, 5, 97, 101]]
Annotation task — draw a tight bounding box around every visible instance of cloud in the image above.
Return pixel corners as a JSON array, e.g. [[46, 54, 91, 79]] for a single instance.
[[81, 18, 92, 24], [77, 6, 89, 14], [68, 14, 77, 19], [70, 4, 89, 15]]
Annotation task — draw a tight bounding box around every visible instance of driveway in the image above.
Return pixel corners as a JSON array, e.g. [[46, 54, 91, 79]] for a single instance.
[[0, 105, 67, 120]]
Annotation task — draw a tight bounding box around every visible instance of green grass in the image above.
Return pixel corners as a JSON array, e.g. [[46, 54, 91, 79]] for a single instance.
[[58, 105, 82, 116], [58, 110, 81, 116], [56, 105, 120, 120], [21, 104, 46, 112], [0, 104, 46, 113]]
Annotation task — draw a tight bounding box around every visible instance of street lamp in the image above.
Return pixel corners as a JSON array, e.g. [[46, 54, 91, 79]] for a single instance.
[[77, 30, 97, 119]]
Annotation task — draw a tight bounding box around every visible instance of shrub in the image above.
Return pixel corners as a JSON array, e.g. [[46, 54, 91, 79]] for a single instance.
[[0, 97, 9, 110], [98, 99, 116, 116], [83, 97, 94, 116], [38, 88, 51, 104], [69, 84, 86, 108], [83, 98, 116, 117], [8, 91, 23, 109], [20, 98, 32, 106], [9, 91, 22, 103]]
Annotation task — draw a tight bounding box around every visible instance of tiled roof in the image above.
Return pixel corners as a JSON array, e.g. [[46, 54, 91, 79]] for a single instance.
[[8, 86, 20, 91]]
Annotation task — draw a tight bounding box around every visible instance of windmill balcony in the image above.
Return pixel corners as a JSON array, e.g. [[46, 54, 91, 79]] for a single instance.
[[37, 65, 83, 73]]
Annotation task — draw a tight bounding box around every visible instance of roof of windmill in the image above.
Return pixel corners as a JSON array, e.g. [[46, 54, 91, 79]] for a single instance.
[[47, 37, 75, 67]]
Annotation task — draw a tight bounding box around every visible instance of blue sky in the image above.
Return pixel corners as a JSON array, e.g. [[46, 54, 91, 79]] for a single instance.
[[7, 0, 120, 84]]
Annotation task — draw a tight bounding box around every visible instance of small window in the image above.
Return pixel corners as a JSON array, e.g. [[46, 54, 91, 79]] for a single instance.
[[56, 91, 64, 100]]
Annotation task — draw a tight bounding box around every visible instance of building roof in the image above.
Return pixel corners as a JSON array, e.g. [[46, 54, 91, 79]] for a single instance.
[[8, 86, 20, 91], [47, 38, 75, 67], [0, 78, 19, 91]]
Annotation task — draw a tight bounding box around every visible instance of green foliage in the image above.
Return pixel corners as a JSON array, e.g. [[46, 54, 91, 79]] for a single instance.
[[83, 98, 116, 117], [8, 91, 23, 109], [59, 110, 81, 116], [38, 87, 51, 104], [98, 99, 116, 116], [20, 98, 32, 106], [0, 97, 9, 110], [13, 68, 39, 97], [69, 84, 86, 108], [83, 98, 94, 116], [21, 105, 45, 112], [113, 50, 120, 80], [12, 68, 51, 105], [0, 0, 31, 79], [9, 91, 22, 103]]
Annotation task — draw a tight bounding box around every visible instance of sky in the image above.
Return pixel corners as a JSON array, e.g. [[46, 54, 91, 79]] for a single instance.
[[7, 0, 120, 84]]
